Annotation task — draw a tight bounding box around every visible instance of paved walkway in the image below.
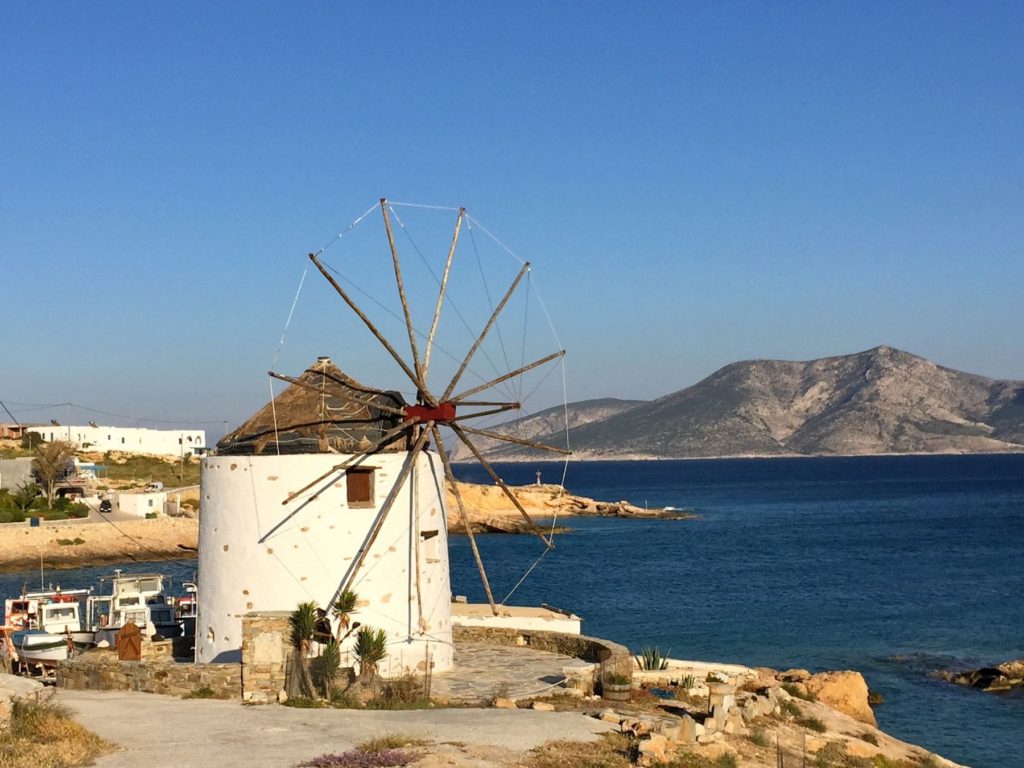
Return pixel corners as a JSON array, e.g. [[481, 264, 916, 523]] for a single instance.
[[59, 688, 611, 768], [430, 641, 593, 702]]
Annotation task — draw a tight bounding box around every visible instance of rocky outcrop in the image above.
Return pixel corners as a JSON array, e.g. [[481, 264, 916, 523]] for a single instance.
[[939, 659, 1024, 692], [805, 670, 877, 726], [445, 481, 692, 534]]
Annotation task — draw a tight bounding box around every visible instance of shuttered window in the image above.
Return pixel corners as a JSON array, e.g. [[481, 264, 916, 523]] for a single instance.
[[346, 468, 374, 507]]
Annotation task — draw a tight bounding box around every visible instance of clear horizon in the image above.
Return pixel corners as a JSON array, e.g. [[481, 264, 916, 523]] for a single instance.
[[2, 3, 1022, 433]]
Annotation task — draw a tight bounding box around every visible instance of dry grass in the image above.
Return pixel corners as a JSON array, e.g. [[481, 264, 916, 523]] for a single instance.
[[356, 734, 431, 752], [512, 732, 635, 768], [0, 699, 113, 768]]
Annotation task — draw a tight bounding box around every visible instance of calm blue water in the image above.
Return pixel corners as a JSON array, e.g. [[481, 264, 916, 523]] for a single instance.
[[449, 455, 1024, 768], [3, 454, 1021, 767]]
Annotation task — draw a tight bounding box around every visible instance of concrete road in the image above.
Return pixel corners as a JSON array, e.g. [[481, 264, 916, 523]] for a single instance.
[[59, 689, 612, 768]]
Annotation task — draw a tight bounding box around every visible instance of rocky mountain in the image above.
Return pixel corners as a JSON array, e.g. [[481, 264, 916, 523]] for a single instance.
[[466, 346, 1024, 460], [449, 397, 646, 461]]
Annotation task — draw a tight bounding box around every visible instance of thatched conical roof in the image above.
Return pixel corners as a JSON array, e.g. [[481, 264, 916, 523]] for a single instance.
[[217, 357, 409, 456]]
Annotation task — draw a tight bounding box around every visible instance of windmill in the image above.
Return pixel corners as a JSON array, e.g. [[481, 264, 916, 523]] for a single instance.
[[196, 199, 570, 672]]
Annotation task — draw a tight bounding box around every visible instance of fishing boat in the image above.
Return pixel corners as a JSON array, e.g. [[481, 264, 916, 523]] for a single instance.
[[1, 587, 94, 671], [87, 571, 183, 645]]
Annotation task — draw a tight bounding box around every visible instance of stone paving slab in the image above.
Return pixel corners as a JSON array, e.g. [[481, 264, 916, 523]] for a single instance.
[[430, 641, 592, 702]]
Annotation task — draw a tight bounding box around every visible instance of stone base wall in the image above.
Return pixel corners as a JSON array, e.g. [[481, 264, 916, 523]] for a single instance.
[[57, 649, 241, 698], [240, 612, 291, 703], [452, 625, 633, 683]]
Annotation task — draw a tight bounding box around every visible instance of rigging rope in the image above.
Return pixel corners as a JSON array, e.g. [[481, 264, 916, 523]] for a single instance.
[[268, 267, 309, 455], [501, 544, 551, 605], [388, 205, 516, 402], [467, 221, 515, 400]]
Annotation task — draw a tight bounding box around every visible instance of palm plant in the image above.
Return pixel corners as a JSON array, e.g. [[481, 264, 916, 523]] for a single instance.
[[289, 600, 319, 698], [311, 637, 342, 698], [332, 589, 359, 641], [354, 626, 388, 679]]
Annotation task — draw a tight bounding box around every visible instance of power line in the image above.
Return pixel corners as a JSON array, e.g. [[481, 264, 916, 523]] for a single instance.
[[0, 400, 224, 426]]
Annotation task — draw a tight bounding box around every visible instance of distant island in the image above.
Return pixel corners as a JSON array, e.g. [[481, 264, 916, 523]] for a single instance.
[[455, 345, 1024, 460]]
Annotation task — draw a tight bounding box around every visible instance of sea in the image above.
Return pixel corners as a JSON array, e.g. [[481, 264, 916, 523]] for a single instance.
[[2, 454, 1021, 768]]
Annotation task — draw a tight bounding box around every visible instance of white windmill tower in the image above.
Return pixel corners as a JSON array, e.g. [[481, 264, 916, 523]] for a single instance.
[[196, 200, 569, 674]]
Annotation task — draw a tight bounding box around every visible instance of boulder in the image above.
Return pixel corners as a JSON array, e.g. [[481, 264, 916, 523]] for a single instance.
[[531, 701, 555, 711], [806, 671, 876, 726], [637, 733, 670, 765]]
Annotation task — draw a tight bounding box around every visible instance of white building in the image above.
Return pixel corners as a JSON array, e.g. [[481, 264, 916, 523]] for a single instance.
[[196, 358, 453, 674], [116, 490, 168, 518], [26, 425, 206, 457]]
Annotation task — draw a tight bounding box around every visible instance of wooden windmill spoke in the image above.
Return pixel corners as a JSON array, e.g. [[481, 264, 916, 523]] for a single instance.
[[450, 424, 553, 549], [442, 262, 531, 401], [430, 425, 499, 615], [308, 252, 424, 396], [451, 349, 565, 404], [423, 208, 464, 382], [457, 424, 572, 456], [334, 428, 432, 603], [268, 370, 407, 418], [279, 422, 413, 506], [380, 200, 431, 404], [450, 403, 521, 422]]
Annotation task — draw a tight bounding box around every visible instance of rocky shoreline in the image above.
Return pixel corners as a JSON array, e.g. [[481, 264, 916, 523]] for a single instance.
[[938, 659, 1024, 692]]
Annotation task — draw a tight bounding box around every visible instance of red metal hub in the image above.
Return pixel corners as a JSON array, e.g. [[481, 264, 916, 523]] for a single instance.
[[403, 401, 457, 424]]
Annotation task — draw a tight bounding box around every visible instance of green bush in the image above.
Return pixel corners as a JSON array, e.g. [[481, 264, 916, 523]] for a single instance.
[[797, 716, 827, 733], [749, 728, 770, 748]]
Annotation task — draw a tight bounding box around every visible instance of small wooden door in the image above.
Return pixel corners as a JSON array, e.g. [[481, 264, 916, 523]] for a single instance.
[[117, 622, 142, 661]]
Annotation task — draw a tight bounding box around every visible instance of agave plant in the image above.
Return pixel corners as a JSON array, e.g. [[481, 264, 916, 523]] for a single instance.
[[354, 626, 388, 679], [635, 645, 671, 671], [332, 589, 359, 641]]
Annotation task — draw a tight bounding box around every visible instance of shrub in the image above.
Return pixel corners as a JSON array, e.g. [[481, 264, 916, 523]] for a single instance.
[[782, 682, 817, 701], [860, 732, 879, 745], [797, 716, 828, 733], [749, 728, 770, 748], [367, 674, 432, 709], [298, 749, 415, 767], [183, 685, 217, 699], [357, 735, 430, 752]]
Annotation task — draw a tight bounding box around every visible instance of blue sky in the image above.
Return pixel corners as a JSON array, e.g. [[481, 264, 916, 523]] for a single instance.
[[2, 2, 1022, 435]]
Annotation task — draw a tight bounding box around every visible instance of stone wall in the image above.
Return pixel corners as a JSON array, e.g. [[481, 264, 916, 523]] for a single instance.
[[452, 625, 633, 683], [57, 648, 241, 698], [240, 612, 291, 703]]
